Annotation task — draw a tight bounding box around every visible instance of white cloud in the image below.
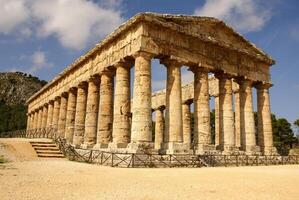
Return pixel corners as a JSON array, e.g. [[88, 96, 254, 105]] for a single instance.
[[0, 0, 30, 34], [0, 0, 124, 50], [28, 51, 53, 74], [194, 0, 272, 33]]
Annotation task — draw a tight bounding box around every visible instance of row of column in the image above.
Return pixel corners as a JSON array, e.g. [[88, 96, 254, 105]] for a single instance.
[[27, 52, 274, 154]]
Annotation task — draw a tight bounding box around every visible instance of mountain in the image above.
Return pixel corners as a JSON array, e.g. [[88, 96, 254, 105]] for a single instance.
[[0, 72, 47, 132]]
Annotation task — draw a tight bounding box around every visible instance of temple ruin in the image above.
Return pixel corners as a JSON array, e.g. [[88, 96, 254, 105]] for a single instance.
[[26, 13, 276, 155]]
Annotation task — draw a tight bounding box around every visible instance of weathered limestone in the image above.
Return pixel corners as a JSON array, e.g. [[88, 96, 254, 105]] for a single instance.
[[234, 92, 241, 148], [65, 88, 77, 143], [52, 97, 61, 130], [83, 77, 100, 148], [41, 105, 48, 128], [46, 101, 54, 128], [130, 52, 153, 147], [95, 72, 114, 148], [26, 13, 276, 156], [73, 83, 88, 147], [238, 79, 257, 153], [111, 62, 131, 148], [217, 73, 235, 152], [193, 68, 212, 153], [57, 93, 68, 138], [154, 107, 165, 149], [26, 114, 31, 130], [162, 58, 183, 153], [256, 84, 275, 155], [182, 102, 191, 146]]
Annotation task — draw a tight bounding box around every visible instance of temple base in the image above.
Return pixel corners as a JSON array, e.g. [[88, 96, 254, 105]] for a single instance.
[[162, 142, 191, 154]]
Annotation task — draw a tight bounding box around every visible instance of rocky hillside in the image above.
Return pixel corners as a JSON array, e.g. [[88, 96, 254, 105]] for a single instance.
[[0, 72, 47, 132], [0, 72, 47, 105]]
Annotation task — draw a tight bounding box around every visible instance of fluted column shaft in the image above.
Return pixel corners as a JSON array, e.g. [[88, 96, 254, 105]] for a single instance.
[[218, 74, 235, 150], [37, 108, 43, 129], [33, 111, 38, 129], [26, 114, 31, 130], [182, 103, 191, 145], [164, 59, 183, 143], [83, 78, 100, 148], [65, 88, 77, 143], [154, 108, 164, 149], [257, 84, 274, 154], [215, 96, 220, 146], [52, 97, 61, 131], [47, 101, 54, 128], [73, 83, 88, 147], [57, 94, 68, 138], [41, 105, 48, 128], [96, 73, 114, 146], [239, 79, 256, 151], [131, 52, 153, 143], [112, 62, 131, 146], [194, 68, 211, 150], [234, 92, 241, 148]]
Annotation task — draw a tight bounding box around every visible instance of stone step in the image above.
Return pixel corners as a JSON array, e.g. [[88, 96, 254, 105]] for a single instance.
[[36, 150, 62, 154], [37, 154, 65, 158], [31, 144, 57, 147], [30, 141, 64, 159], [33, 146, 60, 151]]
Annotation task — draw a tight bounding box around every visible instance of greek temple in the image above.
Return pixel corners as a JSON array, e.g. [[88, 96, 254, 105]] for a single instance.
[[26, 13, 276, 155]]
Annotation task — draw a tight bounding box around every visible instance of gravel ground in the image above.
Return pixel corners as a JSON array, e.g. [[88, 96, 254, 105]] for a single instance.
[[1, 138, 299, 200]]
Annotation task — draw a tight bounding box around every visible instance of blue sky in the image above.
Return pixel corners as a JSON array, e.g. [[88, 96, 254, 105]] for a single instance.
[[0, 0, 298, 125]]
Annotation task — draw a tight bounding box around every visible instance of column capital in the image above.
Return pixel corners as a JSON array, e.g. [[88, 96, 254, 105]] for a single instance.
[[88, 74, 101, 84], [69, 87, 77, 94], [235, 77, 253, 87], [77, 81, 88, 90], [133, 51, 154, 60], [115, 59, 133, 69], [54, 96, 61, 101], [254, 82, 273, 90], [215, 72, 233, 80], [160, 57, 182, 68], [43, 103, 48, 107], [190, 67, 210, 74], [154, 105, 166, 111], [48, 100, 54, 105], [182, 99, 193, 105]]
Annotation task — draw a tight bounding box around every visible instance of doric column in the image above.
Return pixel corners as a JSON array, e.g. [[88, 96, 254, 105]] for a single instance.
[[182, 102, 191, 146], [256, 83, 275, 155], [130, 52, 153, 144], [234, 91, 241, 148], [214, 96, 220, 147], [37, 108, 43, 129], [216, 73, 235, 151], [41, 104, 48, 128], [193, 68, 212, 152], [95, 72, 114, 148], [33, 111, 38, 129], [83, 76, 100, 148], [26, 114, 31, 130], [57, 93, 68, 138], [47, 101, 54, 128], [112, 61, 131, 147], [238, 79, 256, 152], [65, 88, 77, 144], [52, 97, 61, 131], [162, 58, 183, 144], [154, 107, 165, 149], [73, 82, 88, 147]]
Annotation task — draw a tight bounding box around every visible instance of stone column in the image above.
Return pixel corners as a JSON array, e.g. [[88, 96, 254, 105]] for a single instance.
[[194, 68, 212, 153], [37, 108, 43, 129], [112, 62, 131, 148], [95, 72, 114, 148], [65, 88, 77, 144], [130, 52, 153, 146], [182, 102, 191, 146], [57, 93, 68, 138], [33, 111, 38, 129], [73, 82, 88, 147], [238, 79, 256, 152], [234, 91, 241, 148], [47, 101, 54, 128], [154, 107, 165, 149], [162, 58, 183, 148], [83, 77, 100, 148], [214, 96, 220, 147], [217, 73, 235, 152], [41, 104, 48, 128], [256, 84, 275, 155], [26, 114, 31, 130], [52, 97, 61, 131]]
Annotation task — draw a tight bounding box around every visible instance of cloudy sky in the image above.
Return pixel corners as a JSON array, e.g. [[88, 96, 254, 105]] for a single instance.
[[0, 0, 298, 124]]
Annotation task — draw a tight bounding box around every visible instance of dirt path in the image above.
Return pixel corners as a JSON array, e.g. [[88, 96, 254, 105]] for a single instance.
[[0, 138, 298, 200]]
